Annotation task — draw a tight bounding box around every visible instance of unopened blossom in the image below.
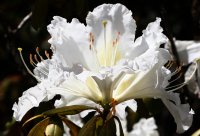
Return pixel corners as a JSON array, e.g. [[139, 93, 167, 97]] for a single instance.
[[13, 3, 195, 134]]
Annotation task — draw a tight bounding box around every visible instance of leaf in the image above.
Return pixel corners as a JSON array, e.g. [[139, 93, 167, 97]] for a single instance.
[[59, 115, 80, 136], [22, 114, 44, 128], [78, 116, 100, 136], [98, 117, 116, 136], [43, 105, 95, 116], [28, 117, 50, 136], [114, 116, 124, 136]]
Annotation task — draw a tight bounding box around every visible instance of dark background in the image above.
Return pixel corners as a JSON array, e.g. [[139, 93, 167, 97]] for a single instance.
[[0, 0, 200, 136]]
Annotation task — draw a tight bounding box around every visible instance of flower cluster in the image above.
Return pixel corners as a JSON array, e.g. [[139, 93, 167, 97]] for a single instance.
[[13, 3, 195, 135]]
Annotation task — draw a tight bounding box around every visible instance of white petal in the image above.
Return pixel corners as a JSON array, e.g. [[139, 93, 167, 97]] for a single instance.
[[86, 3, 136, 65], [12, 85, 47, 121], [48, 16, 99, 71], [161, 93, 193, 133], [128, 117, 159, 136], [114, 64, 163, 103], [142, 17, 168, 49], [173, 40, 200, 64], [115, 99, 137, 120], [53, 74, 102, 103]]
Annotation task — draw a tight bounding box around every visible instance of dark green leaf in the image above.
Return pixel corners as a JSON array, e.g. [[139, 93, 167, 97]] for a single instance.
[[43, 105, 95, 116], [99, 117, 116, 136], [22, 114, 44, 128], [59, 115, 80, 136], [28, 117, 50, 136], [78, 116, 100, 136], [114, 116, 124, 136]]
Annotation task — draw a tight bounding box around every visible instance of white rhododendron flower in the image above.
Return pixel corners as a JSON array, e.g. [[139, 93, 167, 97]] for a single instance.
[[13, 3, 195, 134], [166, 40, 200, 64], [128, 117, 159, 136], [185, 59, 200, 98]]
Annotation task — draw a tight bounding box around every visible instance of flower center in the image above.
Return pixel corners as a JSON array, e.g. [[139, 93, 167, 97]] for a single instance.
[[89, 20, 121, 68]]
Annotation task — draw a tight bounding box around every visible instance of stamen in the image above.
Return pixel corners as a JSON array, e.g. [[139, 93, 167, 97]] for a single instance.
[[17, 48, 40, 81], [102, 20, 107, 66], [89, 33, 100, 68], [111, 32, 120, 65], [165, 60, 173, 69], [45, 50, 50, 59], [166, 61, 198, 92], [168, 72, 183, 84], [34, 54, 39, 63], [29, 54, 37, 67], [36, 47, 44, 61]]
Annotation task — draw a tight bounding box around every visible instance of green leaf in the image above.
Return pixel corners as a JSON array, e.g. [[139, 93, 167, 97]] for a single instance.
[[98, 117, 116, 136], [59, 115, 80, 136], [43, 105, 95, 116], [28, 117, 50, 136], [78, 116, 100, 136], [22, 114, 44, 128], [114, 116, 124, 136]]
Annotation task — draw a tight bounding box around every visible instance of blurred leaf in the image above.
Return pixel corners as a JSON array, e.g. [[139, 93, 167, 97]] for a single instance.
[[99, 117, 116, 136], [43, 105, 95, 116], [31, 0, 49, 30], [28, 117, 50, 136], [59, 115, 80, 136], [78, 116, 100, 136], [114, 116, 124, 136]]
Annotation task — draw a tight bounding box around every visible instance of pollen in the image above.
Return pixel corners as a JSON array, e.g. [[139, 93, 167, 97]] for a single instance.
[[102, 20, 107, 28], [18, 48, 22, 52]]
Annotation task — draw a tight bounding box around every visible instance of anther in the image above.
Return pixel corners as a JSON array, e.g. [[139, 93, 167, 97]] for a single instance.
[[34, 54, 39, 63], [45, 50, 50, 59], [36, 47, 44, 61], [17, 47, 40, 81], [102, 20, 107, 28], [29, 54, 36, 66]]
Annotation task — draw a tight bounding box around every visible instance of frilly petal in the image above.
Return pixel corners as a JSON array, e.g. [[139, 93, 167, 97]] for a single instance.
[[86, 3, 136, 60], [128, 117, 159, 136], [170, 40, 200, 64], [162, 92, 193, 133], [142, 17, 168, 48], [48, 16, 98, 71], [12, 85, 47, 121]]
